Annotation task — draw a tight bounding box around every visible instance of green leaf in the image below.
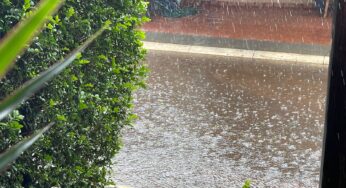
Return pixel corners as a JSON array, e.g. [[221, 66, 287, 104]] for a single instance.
[[56, 114, 67, 121], [242, 179, 251, 188], [0, 25, 107, 121], [84, 83, 94, 88], [104, 20, 112, 30], [47, 23, 54, 30], [23, 0, 31, 12], [78, 59, 90, 65], [0, 122, 54, 172], [71, 75, 78, 81], [66, 7, 75, 19], [49, 99, 57, 107], [78, 103, 88, 110], [0, 0, 63, 78]]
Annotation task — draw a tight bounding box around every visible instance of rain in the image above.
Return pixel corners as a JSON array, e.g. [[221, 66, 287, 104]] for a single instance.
[[111, 0, 332, 187]]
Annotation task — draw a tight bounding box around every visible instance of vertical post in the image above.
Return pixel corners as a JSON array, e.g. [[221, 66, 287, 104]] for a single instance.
[[320, 0, 346, 187], [324, 0, 330, 18]]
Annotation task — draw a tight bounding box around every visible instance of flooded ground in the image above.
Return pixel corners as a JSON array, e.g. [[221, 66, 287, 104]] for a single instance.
[[112, 51, 328, 187]]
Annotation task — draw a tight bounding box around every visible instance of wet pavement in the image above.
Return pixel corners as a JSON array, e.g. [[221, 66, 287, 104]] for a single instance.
[[111, 51, 328, 187]]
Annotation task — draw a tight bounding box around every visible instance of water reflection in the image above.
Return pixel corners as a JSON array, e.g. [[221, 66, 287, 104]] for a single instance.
[[112, 51, 327, 187]]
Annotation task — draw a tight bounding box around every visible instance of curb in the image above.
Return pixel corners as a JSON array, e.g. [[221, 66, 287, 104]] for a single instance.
[[143, 41, 329, 65], [144, 32, 331, 56], [105, 185, 132, 188], [201, 0, 315, 8]]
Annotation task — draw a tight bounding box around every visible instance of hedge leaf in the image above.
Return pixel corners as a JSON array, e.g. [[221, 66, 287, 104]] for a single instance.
[[0, 0, 63, 77]]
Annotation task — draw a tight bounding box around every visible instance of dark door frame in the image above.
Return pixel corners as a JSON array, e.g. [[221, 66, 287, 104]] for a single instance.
[[320, 0, 346, 187]]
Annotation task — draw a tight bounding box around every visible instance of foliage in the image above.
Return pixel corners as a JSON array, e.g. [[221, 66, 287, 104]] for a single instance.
[[0, 0, 62, 77], [0, 0, 64, 175], [242, 179, 251, 188], [0, 14, 107, 173], [0, 0, 148, 187], [0, 123, 54, 172]]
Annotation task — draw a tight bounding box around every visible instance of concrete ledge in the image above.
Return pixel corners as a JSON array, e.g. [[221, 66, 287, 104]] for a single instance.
[[145, 32, 331, 56], [202, 0, 315, 7], [105, 185, 132, 188], [144, 41, 329, 65]]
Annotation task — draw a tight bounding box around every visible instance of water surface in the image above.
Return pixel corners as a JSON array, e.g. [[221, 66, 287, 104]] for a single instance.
[[112, 51, 327, 187]]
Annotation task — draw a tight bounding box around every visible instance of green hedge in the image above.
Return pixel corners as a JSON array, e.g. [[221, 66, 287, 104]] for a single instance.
[[0, 0, 148, 187]]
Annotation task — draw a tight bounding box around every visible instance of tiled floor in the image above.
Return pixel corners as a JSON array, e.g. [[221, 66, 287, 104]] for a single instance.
[[143, 3, 332, 45]]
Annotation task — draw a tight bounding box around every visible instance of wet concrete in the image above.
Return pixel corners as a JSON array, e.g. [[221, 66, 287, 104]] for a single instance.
[[111, 51, 328, 187]]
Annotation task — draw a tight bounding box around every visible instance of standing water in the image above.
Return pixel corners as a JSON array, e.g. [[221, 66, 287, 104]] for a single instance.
[[111, 51, 327, 187]]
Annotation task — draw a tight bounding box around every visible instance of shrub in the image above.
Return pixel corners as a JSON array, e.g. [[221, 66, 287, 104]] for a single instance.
[[0, 0, 148, 187]]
